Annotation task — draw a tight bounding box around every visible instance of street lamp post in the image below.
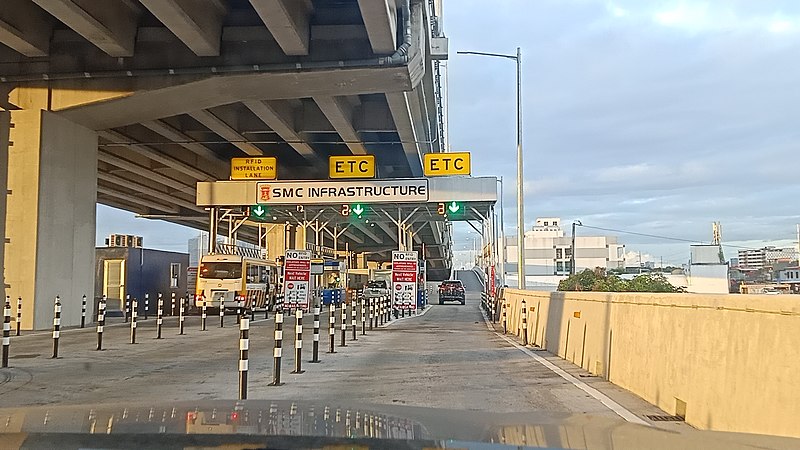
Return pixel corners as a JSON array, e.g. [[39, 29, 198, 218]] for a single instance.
[[458, 48, 525, 289], [571, 220, 582, 275]]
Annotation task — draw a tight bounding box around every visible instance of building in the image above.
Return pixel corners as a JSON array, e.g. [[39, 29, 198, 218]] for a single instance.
[[504, 218, 625, 286], [777, 267, 800, 294], [685, 245, 729, 294], [737, 247, 798, 271], [96, 241, 189, 316]]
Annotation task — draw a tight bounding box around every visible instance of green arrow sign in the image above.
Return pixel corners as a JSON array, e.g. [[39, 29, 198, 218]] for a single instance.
[[252, 206, 266, 217], [352, 204, 365, 216], [249, 205, 269, 222], [448, 201, 461, 213]]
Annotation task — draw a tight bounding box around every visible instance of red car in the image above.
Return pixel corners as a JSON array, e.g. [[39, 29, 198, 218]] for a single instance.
[[438, 280, 466, 305]]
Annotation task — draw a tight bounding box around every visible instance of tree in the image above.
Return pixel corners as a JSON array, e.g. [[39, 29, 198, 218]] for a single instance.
[[558, 269, 682, 293]]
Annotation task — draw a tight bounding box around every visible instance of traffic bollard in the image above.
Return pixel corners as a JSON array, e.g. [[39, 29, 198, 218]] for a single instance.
[[130, 299, 138, 344], [378, 297, 384, 325], [270, 312, 284, 386], [521, 300, 528, 346], [219, 296, 225, 328], [201, 297, 207, 331], [340, 302, 347, 347], [311, 306, 320, 363], [179, 295, 185, 335], [80, 295, 87, 328], [51, 297, 61, 358], [124, 295, 130, 323], [3, 297, 10, 367], [171, 292, 176, 316], [156, 293, 164, 339], [144, 293, 149, 320], [97, 296, 106, 350], [328, 304, 336, 353], [491, 296, 496, 323], [502, 301, 507, 334], [239, 317, 249, 400], [351, 300, 357, 341], [15, 297, 21, 336], [292, 309, 304, 374], [361, 296, 366, 336]]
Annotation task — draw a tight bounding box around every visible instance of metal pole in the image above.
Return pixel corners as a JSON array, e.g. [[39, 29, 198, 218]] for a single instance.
[[171, 292, 176, 316], [311, 306, 320, 363], [219, 295, 225, 328], [124, 295, 130, 322], [571, 222, 576, 276], [97, 296, 106, 350], [156, 293, 163, 339], [80, 295, 87, 328], [369, 297, 374, 330], [270, 312, 284, 386], [499, 177, 506, 287], [361, 294, 366, 335], [328, 303, 336, 353], [292, 309, 304, 374], [238, 317, 249, 399], [515, 46, 526, 290], [130, 299, 138, 344], [502, 300, 507, 334], [2, 297, 10, 367], [15, 296, 21, 336], [51, 297, 61, 358], [201, 296, 207, 331], [144, 293, 149, 320], [340, 301, 347, 347], [179, 294, 185, 335], [351, 293, 358, 341]]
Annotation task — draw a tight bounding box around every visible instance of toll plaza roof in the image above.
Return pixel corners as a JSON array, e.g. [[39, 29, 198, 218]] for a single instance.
[[197, 177, 498, 279]]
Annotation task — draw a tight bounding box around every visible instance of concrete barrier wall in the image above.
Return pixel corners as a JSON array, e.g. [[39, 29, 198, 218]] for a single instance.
[[500, 289, 800, 439]]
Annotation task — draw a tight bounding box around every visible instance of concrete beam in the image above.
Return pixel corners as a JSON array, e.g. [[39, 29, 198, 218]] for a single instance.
[[313, 96, 367, 155], [243, 100, 317, 160], [97, 172, 199, 212], [97, 151, 195, 195], [188, 109, 264, 156], [0, 0, 52, 57], [375, 221, 397, 243], [139, 119, 226, 163], [98, 130, 216, 181], [97, 185, 180, 214], [138, 0, 224, 57], [342, 229, 365, 246], [249, 0, 312, 56], [386, 91, 423, 177], [352, 223, 382, 244], [31, 0, 139, 57], [357, 0, 397, 54]]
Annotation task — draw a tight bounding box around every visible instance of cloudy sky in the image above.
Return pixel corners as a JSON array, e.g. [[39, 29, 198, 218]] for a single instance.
[[99, 0, 800, 265]]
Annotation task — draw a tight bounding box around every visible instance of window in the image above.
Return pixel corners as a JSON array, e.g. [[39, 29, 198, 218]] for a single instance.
[[556, 248, 563, 259], [544, 221, 549, 226], [556, 262, 564, 272], [170, 263, 181, 288], [565, 261, 572, 273], [565, 248, 572, 257]]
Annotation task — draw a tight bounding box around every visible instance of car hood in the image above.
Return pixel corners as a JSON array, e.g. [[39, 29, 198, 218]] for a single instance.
[[0, 399, 797, 449]]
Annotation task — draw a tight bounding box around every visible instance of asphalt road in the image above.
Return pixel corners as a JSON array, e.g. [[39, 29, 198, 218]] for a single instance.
[[0, 292, 672, 428]]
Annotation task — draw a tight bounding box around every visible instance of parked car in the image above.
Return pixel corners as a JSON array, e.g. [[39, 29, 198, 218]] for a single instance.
[[364, 279, 389, 299], [438, 280, 466, 305]]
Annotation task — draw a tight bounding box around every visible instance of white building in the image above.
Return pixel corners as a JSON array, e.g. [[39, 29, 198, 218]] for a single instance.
[[737, 247, 798, 270], [685, 245, 729, 294], [504, 218, 625, 287]]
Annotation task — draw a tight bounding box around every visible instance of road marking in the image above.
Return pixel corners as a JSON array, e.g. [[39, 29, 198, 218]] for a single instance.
[[379, 305, 434, 327], [481, 309, 650, 426]]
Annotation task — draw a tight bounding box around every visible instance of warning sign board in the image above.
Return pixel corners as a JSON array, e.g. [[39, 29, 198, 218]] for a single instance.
[[230, 157, 277, 180], [283, 250, 311, 310], [392, 251, 418, 310]]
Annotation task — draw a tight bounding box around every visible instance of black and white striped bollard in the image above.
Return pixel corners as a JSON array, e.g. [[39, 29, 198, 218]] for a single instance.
[[171, 292, 176, 316], [328, 304, 336, 353], [80, 295, 87, 328], [130, 299, 138, 344], [15, 297, 21, 336], [219, 296, 225, 328], [124, 295, 130, 323], [291, 309, 304, 374], [502, 301, 507, 334], [521, 300, 528, 346], [377, 297, 383, 326], [311, 306, 320, 363], [238, 316, 249, 399], [491, 295, 496, 323], [369, 297, 374, 330], [201, 296, 207, 331], [351, 299, 357, 341], [156, 293, 164, 339], [2, 297, 10, 367], [51, 296, 61, 358], [270, 312, 284, 386], [361, 296, 366, 335], [144, 293, 149, 320], [179, 295, 185, 335], [97, 296, 106, 350], [340, 302, 347, 347]]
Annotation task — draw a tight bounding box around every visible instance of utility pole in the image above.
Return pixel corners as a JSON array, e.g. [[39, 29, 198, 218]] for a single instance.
[[571, 220, 581, 275]]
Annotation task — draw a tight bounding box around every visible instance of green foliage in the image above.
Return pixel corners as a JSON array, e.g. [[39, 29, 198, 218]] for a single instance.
[[558, 269, 682, 293]]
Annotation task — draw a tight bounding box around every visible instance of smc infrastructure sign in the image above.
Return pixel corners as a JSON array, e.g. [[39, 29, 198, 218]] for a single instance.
[[283, 250, 311, 310], [257, 180, 428, 205], [392, 251, 418, 310]]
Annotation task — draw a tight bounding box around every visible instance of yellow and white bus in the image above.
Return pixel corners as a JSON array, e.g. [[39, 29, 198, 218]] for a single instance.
[[195, 254, 278, 310]]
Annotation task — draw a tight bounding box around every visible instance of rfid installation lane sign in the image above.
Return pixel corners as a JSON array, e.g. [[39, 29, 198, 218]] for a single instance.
[[231, 157, 277, 180], [392, 251, 418, 310], [256, 179, 428, 205], [283, 250, 311, 310]]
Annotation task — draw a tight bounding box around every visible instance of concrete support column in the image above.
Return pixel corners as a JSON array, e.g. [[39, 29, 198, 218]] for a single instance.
[[4, 110, 97, 330]]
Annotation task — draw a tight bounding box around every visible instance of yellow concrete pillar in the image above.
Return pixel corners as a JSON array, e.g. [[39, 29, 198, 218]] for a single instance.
[[4, 109, 97, 329]]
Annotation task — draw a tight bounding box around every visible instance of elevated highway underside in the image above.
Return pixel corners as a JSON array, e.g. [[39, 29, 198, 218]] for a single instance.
[[0, 0, 451, 328]]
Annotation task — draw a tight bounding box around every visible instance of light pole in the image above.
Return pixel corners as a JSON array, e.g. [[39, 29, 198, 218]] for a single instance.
[[458, 48, 525, 289], [497, 177, 506, 287], [571, 220, 582, 275]]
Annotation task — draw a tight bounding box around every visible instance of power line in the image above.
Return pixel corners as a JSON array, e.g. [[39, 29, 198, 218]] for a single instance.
[[579, 224, 789, 252]]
